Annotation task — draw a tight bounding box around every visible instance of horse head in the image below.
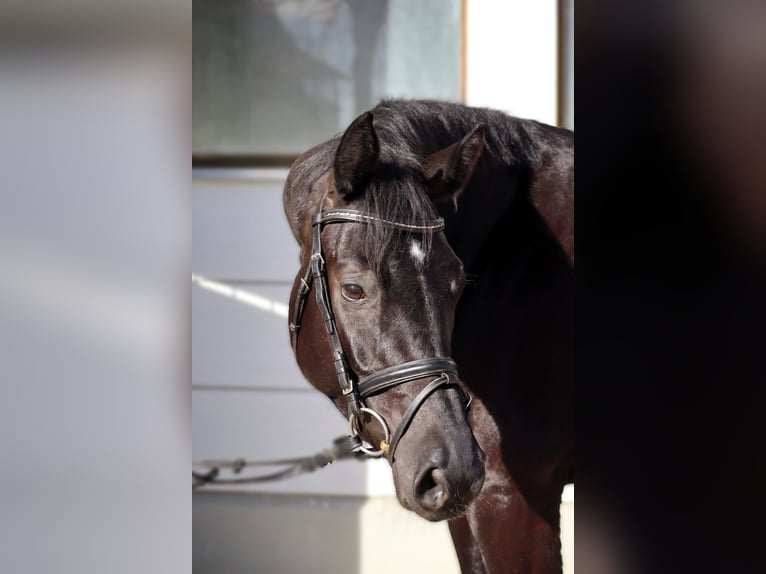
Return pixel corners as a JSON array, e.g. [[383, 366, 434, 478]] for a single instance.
[[284, 111, 486, 521]]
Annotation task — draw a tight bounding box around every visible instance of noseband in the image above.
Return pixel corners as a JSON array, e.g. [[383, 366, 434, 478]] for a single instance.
[[289, 205, 471, 462]]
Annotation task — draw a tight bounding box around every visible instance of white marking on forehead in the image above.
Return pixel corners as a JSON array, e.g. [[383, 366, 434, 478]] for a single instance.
[[409, 240, 426, 265]]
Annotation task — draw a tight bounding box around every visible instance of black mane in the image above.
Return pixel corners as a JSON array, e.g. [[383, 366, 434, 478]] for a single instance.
[[351, 162, 439, 280], [286, 99, 569, 276], [372, 98, 550, 169]]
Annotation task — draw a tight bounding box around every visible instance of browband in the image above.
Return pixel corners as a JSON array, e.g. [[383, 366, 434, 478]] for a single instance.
[[312, 208, 445, 232]]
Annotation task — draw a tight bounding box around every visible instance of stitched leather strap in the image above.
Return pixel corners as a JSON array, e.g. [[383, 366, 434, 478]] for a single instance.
[[313, 208, 445, 232], [289, 262, 313, 352], [359, 357, 457, 398], [386, 374, 452, 462]]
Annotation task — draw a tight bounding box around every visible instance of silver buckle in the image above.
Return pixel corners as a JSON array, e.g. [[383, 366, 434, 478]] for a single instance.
[[348, 407, 391, 457]]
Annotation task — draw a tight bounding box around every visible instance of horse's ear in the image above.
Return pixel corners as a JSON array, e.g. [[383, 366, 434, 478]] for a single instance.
[[333, 111, 380, 199], [421, 124, 485, 206]]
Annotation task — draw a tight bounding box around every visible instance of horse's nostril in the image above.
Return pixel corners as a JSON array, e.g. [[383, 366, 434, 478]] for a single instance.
[[415, 467, 450, 510]]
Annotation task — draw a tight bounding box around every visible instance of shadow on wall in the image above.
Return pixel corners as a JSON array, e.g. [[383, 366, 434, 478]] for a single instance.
[[192, 489, 464, 574], [192, 489, 573, 574], [193, 492, 362, 574]]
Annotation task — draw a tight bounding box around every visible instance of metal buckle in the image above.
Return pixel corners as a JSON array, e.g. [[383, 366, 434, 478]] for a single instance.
[[348, 407, 391, 457]]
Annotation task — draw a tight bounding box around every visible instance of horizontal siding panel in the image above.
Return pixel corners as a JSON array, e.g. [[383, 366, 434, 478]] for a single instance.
[[192, 282, 306, 389], [193, 389, 372, 495], [192, 179, 300, 281]]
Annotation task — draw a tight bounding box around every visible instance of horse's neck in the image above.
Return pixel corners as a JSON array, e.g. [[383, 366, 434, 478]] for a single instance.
[[439, 171, 522, 274], [528, 147, 574, 266], [442, 148, 574, 271]]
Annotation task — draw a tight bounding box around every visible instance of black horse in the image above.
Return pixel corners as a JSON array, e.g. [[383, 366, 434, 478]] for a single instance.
[[283, 99, 573, 574]]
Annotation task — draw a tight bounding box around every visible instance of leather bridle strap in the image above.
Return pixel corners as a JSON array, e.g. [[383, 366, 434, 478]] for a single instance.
[[289, 203, 468, 461], [289, 207, 446, 416], [358, 357, 465, 462], [289, 209, 445, 353], [308, 210, 360, 416], [358, 357, 458, 398], [289, 263, 313, 352], [385, 374, 452, 462], [314, 208, 446, 232]]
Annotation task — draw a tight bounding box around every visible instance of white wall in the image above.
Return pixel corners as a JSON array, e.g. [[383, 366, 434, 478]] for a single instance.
[[465, 0, 559, 124]]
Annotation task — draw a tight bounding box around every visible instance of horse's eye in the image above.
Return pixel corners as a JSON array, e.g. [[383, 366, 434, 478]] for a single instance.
[[341, 283, 366, 301]]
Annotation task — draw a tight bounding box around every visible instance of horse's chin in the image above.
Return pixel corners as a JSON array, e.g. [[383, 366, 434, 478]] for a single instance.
[[395, 488, 470, 522], [420, 505, 470, 523]]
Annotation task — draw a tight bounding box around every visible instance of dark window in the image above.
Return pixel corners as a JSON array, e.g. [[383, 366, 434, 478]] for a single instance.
[[193, 0, 462, 164]]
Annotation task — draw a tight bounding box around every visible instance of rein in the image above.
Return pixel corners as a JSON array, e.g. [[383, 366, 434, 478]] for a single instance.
[[192, 435, 364, 489]]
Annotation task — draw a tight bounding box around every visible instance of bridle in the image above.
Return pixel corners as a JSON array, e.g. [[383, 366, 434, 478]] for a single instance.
[[289, 204, 471, 462]]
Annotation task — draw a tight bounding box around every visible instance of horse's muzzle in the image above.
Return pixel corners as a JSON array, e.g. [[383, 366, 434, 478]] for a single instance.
[[408, 448, 485, 521]]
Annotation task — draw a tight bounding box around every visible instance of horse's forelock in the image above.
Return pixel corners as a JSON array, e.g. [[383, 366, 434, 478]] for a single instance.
[[353, 165, 438, 281]]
